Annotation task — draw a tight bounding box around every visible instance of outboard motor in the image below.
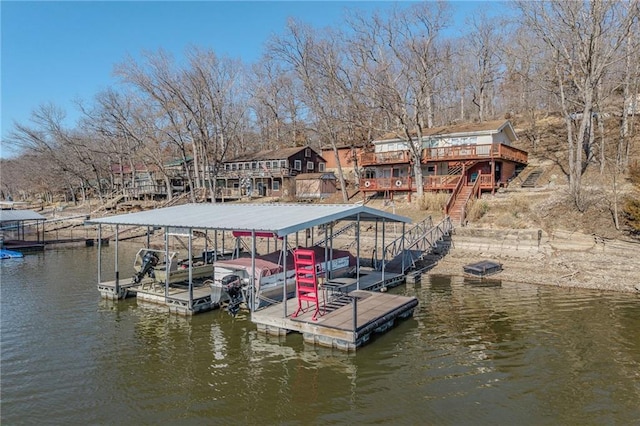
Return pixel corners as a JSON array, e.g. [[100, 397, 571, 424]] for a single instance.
[[221, 274, 244, 316], [133, 251, 159, 284]]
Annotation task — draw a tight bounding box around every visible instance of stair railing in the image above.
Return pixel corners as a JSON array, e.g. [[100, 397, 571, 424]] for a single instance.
[[381, 216, 453, 274], [445, 171, 465, 216], [460, 171, 482, 225], [378, 215, 433, 269]]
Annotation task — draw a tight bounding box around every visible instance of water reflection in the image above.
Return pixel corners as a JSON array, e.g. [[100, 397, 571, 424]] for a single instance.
[[2, 246, 639, 425]]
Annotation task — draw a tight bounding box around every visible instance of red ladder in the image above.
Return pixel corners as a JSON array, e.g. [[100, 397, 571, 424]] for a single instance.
[[291, 248, 323, 321]]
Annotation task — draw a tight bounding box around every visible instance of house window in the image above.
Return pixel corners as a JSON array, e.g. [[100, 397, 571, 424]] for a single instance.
[[273, 180, 280, 190], [231, 164, 237, 171], [272, 160, 279, 168], [305, 148, 311, 157], [307, 161, 314, 171], [251, 162, 257, 169], [280, 160, 287, 168], [318, 163, 326, 172], [294, 160, 302, 171]]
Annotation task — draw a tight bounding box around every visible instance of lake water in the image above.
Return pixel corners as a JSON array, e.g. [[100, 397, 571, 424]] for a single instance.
[[2, 244, 639, 424]]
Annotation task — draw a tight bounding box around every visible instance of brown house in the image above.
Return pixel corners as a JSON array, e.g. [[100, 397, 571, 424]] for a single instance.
[[359, 120, 528, 222], [219, 146, 327, 198]]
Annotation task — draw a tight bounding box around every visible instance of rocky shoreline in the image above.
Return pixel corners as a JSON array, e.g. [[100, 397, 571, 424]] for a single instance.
[[427, 227, 640, 294]]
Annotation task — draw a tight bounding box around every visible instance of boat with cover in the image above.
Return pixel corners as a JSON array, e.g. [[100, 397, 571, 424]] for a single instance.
[[210, 245, 356, 313]]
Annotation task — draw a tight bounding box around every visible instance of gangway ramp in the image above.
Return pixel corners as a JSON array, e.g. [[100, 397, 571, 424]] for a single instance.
[[381, 216, 453, 274]]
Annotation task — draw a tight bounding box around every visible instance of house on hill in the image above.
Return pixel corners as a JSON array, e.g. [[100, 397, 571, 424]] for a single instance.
[[360, 120, 527, 195], [218, 146, 327, 199], [359, 120, 528, 222]]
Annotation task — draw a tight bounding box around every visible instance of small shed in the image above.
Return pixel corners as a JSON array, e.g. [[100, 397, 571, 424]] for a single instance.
[[295, 172, 337, 199]]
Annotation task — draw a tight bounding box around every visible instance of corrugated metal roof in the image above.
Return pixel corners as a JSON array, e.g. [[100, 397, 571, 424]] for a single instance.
[[86, 203, 411, 237], [0, 209, 47, 222], [227, 146, 308, 162], [376, 120, 515, 142]]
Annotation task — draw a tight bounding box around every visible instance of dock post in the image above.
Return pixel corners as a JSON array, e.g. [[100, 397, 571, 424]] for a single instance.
[[282, 234, 288, 318], [352, 296, 358, 332], [114, 225, 119, 296], [97, 225, 102, 284], [188, 227, 193, 311], [356, 213, 361, 290]]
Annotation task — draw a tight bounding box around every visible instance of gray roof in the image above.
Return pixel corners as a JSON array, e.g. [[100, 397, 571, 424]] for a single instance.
[[0, 209, 47, 223], [86, 203, 411, 237]]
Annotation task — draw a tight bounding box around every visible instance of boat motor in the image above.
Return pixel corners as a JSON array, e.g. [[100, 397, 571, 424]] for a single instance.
[[221, 274, 244, 316], [133, 251, 159, 284]]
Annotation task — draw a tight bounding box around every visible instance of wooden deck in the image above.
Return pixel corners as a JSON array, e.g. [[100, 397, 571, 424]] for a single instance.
[[252, 290, 418, 351], [97, 278, 216, 315]]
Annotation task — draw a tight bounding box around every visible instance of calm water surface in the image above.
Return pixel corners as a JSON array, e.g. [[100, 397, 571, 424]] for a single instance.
[[2, 244, 639, 425]]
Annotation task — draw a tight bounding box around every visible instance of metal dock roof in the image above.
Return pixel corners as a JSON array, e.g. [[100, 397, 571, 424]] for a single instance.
[[0, 209, 47, 223], [86, 203, 411, 237]]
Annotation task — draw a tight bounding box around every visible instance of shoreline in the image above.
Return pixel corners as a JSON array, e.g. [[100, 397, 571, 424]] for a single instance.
[[24, 203, 640, 294], [427, 227, 640, 294]]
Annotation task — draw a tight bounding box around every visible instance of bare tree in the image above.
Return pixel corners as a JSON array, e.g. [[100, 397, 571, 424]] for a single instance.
[[516, 0, 639, 210], [268, 19, 358, 203], [347, 2, 452, 199], [463, 12, 504, 122]]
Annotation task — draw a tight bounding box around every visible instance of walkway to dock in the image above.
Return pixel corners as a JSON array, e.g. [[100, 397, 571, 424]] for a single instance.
[[381, 216, 454, 274]]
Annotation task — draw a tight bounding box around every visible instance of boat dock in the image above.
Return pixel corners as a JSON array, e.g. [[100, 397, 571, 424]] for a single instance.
[[252, 290, 418, 351], [98, 277, 216, 315], [87, 204, 453, 349]]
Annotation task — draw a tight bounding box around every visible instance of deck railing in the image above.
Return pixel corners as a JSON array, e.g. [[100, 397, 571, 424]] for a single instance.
[[423, 143, 528, 164], [361, 176, 411, 191], [216, 168, 294, 178], [460, 173, 483, 223], [360, 151, 411, 166]]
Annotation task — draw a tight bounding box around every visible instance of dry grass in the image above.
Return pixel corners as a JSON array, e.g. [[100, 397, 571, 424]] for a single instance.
[[418, 192, 449, 211]]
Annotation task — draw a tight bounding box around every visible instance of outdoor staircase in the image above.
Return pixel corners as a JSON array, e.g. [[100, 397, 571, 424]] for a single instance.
[[521, 169, 542, 188], [448, 184, 474, 225]]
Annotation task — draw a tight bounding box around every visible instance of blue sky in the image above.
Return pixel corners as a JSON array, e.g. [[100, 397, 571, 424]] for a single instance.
[[1, 1, 498, 156]]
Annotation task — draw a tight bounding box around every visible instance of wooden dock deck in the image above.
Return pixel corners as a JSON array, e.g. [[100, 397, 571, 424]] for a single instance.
[[252, 290, 418, 351], [97, 279, 216, 315]]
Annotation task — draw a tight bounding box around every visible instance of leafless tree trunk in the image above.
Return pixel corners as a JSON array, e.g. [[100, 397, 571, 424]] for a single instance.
[[516, 0, 638, 210]]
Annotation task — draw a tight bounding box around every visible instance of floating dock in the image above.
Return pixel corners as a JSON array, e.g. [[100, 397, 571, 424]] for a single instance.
[[463, 260, 503, 278], [252, 290, 418, 351], [98, 278, 216, 315]]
